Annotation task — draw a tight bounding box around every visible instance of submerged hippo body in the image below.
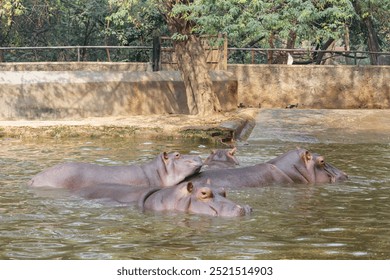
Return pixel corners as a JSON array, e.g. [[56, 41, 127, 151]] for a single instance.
[[76, 182, 252, 217], [189, 148, 347, 189], [29, 152, 203, 189], [189, 163, 293, 188], [203, 148, 240, 170]]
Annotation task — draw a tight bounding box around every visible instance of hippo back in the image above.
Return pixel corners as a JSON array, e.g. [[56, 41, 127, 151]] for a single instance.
[[188, 163, 294, 189], [28, 151, 203, 189]]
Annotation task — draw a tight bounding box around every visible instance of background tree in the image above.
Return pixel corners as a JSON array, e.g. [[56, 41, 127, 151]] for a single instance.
[[196, 0, 355, 63], [109, 0, 223, 115], [106, 0, 166, 61], [351, 0, 390, 64], [157, 0, 222, 115], [0, 0, 24, 61]]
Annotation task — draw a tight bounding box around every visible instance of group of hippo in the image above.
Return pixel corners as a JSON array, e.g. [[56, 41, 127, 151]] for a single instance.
[[28, 147, 348, 217]]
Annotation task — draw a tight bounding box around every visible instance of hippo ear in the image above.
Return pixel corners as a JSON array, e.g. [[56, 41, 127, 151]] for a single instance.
[[186, 182, 194, 193], [162, 152, 169, 161], [301, 150, 312, 167], [206, 178, 212, 185]]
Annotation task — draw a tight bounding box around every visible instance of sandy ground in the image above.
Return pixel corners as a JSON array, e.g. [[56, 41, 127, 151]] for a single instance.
[[0, 109, 259, 139]]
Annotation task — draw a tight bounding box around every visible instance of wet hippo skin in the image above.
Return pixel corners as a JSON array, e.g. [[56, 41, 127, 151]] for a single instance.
[[28, 152, 203, 189], [75, 182, 252, 217], [188, 148, 348, 188], [202, 148, 240, 170]]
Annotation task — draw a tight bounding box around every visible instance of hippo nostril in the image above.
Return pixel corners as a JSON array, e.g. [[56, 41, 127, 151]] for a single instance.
[[241, 205, 252, 215], [201, 191, 208, 199], [235, 204, 252, 216], [237, 206, 246, 216]]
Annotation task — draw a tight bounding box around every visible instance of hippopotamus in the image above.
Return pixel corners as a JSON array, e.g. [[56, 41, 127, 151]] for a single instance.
[[75, 182, 252, 217], [29, 152, 203, 189], [266, 149, 347, 184], [187, 148, 347, 189], [203, 148, 240, 170]]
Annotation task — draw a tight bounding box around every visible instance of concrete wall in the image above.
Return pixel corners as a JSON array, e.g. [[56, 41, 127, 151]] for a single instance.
[[0, 66, 237, 119], [0, 62, 389, 120], [229, 64, 390, 109]]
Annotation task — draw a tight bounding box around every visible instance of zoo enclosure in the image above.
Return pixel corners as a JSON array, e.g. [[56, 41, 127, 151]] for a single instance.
[[1, 43, 389, 66]]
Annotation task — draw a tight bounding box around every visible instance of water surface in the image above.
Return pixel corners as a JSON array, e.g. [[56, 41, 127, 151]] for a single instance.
[[1, 109, 389, 259]]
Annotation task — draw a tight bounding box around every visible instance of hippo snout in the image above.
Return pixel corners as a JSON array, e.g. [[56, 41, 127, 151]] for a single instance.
[[194, 156, 203, 166], [338, 171, 348, 181], [190, 157, 203, 172], [238, 204, 253, 216], [232, 204, 252, 217]]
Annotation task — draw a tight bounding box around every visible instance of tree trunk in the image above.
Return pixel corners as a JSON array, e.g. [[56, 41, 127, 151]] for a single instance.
[[344, 24, 350, 51], [352, 1, 381, 65], [173, 35, 221, 115], [315, 38, 335, 64], [364, 17, 380, 65], [160, 0, 221, 116], [267, 33, 275, 64]]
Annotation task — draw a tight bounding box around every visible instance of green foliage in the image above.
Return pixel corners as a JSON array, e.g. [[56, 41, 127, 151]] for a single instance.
[[0, 0, 25, 26], [179, 0, 356, 48], [351, 0, 390, 50], [0, 0, 25, 45], [106, 0, 166, 44], [0, 0, 388, 62]]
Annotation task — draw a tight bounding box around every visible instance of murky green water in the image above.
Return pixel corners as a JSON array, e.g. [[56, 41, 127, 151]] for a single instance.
[[1, 110, 389, 259]]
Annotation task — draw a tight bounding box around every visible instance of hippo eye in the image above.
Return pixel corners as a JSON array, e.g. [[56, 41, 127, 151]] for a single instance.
[[175, 153, 181, 158], [316, 157, 325, 167], [199, 189, 213, 199]]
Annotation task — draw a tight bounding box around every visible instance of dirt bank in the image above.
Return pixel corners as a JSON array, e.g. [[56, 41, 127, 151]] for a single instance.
[[1, 109, 388, 142], [0, 109, 259, 141]]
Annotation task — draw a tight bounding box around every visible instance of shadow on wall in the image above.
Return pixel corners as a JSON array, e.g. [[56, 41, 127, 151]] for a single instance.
[[0, 70, 237, 119], [229, 64, 390, 109]]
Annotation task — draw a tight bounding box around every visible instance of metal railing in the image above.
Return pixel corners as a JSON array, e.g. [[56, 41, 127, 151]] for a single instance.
[[0, 45, 152, 62], [228, 47, 390, 65], [0, 45, 389, 65]]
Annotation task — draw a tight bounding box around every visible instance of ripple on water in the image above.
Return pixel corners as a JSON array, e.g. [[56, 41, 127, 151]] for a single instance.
[[1, 116, 390, 259]]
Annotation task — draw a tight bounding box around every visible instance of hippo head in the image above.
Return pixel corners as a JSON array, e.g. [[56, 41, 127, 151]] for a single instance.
[[143, 182, 252, 217], [176, 182, 252, 217], [157, 152, 203, 186], [267, 149, 348, 184], [203, 148, 240, 169]]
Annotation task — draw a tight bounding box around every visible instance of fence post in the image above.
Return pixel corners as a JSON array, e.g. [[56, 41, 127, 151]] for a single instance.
[[152, 37, 161, 71], [77, 46, 81, 62], [220, 33, 228, 70]]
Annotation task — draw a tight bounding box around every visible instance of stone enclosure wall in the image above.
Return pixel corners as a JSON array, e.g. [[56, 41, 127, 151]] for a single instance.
[[229, 64, 390, 109], [0, 63, 237, 119], [0, 62, 388, 120]]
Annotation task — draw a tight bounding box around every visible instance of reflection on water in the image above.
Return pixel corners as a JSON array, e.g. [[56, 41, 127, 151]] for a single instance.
[[0, 110, 389, 259]]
